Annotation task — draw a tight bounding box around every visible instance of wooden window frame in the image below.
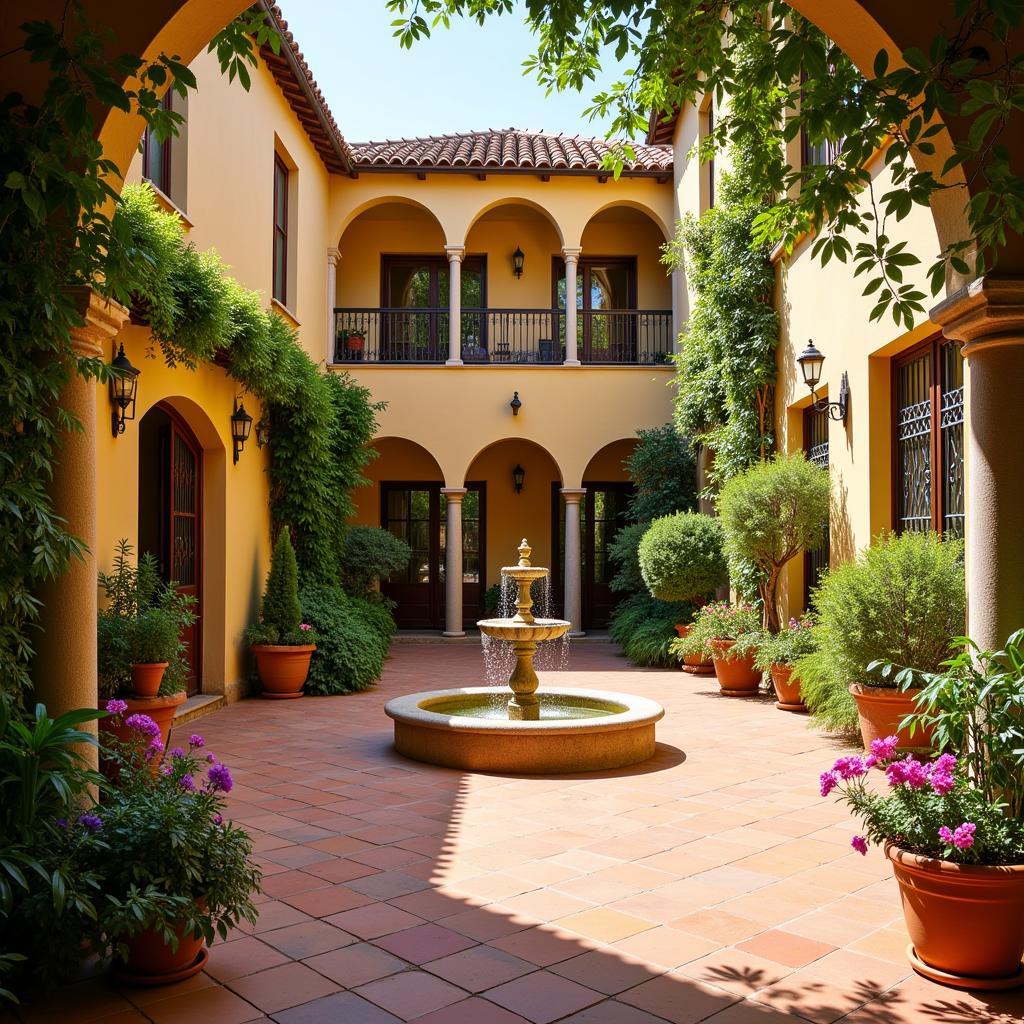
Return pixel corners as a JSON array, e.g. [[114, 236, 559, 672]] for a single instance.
[[272, 154, 289, 305], [142, 94, 173, 197]]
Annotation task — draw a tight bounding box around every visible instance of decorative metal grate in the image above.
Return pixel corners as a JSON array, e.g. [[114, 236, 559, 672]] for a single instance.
[[803, 405, 830, 605]]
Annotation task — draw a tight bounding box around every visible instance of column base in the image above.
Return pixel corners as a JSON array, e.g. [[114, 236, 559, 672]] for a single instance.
[[562, 359, 581, 367], [445, 358, 464, 366], [442, 630, 467, 638], [569, 630, 586, 639]]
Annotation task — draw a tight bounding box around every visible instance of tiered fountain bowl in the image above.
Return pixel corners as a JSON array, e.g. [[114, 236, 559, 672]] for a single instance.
[[385, 540, 664, 774]]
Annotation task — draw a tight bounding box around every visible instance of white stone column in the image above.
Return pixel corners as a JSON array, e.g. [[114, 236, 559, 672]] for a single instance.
[[932, 277, 1024, 650], [561, 488, 586, 636], [562, 247, 582, 366], [34, 289, 128, 770], [445, 245, 465, 365], [326, 247, 340, 364], [441, 487, 468, 637]]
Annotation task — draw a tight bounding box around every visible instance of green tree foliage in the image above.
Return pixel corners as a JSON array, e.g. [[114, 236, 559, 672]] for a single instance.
[[338, 527, 412, 597], [608, 522, 647, 594], [717, 453, 831, 631], [624, 425, 698, 523], [389, 0, 1024, 326], [260, 531, 302, 641], [798, 531, 966, 733], [638, 513, 727, 603], [608, 592, 694, 668]]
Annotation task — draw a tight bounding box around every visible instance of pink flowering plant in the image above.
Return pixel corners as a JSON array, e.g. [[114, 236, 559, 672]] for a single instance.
[[820, 734, 1024, 866], [675, 600, 762, 661], [91, 708, 260, 959], [755, 615, 816, 670]]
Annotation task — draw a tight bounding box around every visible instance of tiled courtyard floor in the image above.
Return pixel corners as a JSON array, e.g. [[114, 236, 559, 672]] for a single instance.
[[15, 642, 1024, 1023]]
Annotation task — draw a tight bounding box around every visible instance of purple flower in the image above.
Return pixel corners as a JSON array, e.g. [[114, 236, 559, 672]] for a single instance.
[[864, 755, 878, 769], [105, 699, 128, 716], [170, 747, 185, 759], [206, 753, 216, 763], [870, 735, 900, 763], [160, 764, 173, 776], [206, 761, 233, 794], [178, 774, 196, 792], [932, 753, 957, 774], [78, 813, 103, 831], [212, 814, 224, 826], [939, 822, 977, 850], [819, 770, 839, 797], [833, 756, 867, 780], [885, 755, 929, 790], [929, 771, 955, 796], [56, 818, 68, 830], [124, 713, 160, 739], [851, 835, 868, 856], [189, 734, 204, 749]]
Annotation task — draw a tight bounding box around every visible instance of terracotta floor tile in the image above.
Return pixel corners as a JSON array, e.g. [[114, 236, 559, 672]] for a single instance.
[[483, 970, 604, 1024], [204, 936, 290, 982], [550, 948, 663, 994], [348, 870, 432, 900], [557, 908, 656, 943], [409, 996, 530, 1024], [610, 925, 720, 969], [141, 985, 264, 1024], [259, 919, 356, 958], [271, 990, 403, 1024], [304, 941, 408, 988], [250, 900, 314, 934], [259, 870, 328, 899], [373, 923, 478, 964], [670, 910, 765, 946], [489, 926, 599, 967], [678, 947, 794, 995], [441, 906, 537, 942], [280, 883, 374, 918], [356, 971, 466, 1021], [737, 930, 836, 969], [424, 944, 536, 992], [226, 962, 341, 1013], [557, 1001, 678, 1024], [618, 974, 741, 1024], [326, 903, 424, 939]]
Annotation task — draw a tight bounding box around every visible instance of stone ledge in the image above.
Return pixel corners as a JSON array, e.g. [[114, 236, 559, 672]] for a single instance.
[[173, 694, 225, 725]]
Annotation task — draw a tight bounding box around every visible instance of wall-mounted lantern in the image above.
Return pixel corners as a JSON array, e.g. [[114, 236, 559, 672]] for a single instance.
[[511, 245, 525, 279], [109, 342, 140, 437], [797, 339, 849, 424], [255, 417, 271, 449], [512, 464, 526, 494], [510, 391, 522, 416], [231, 398, 253, 464]]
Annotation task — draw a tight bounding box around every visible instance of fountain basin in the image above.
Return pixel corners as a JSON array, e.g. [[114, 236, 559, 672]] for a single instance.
[[476, 617, 570, 642], [385, 687, 664, 774]]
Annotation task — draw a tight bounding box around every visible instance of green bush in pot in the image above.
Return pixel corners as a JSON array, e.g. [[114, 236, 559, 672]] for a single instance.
[[798, 530, 965, 734], [672, 600, 762, 663], [638, 512, 728, 604], [338, 526, 411, 597]]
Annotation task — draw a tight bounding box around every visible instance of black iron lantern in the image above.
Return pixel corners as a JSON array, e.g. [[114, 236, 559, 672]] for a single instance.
[[511, 245, 525, 279], [231, 398, 253, 464], [510, 391, 522, 416], [255, 418, 271, 449], [797, 339, 849, 424], [109, 342, 140, 437], [512, 464, 526, 494]]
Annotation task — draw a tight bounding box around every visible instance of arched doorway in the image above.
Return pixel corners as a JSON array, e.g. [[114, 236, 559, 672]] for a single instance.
[[138, 402, 203, 693]]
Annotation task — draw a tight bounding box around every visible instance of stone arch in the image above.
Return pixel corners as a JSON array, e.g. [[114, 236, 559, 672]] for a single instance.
[[335, 196, 448, 248], [583, 200, 670, 243], [461, 197, 565, 248], [583, 438, 638, 484]]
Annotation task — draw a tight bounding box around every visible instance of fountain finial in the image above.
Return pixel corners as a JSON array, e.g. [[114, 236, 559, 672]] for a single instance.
[[517, 539, 532, 567]]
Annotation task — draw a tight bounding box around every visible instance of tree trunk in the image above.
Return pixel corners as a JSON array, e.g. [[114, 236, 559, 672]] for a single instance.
[[760, 569, 781, 633]]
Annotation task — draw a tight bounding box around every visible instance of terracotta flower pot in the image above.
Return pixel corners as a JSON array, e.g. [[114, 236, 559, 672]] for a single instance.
[[886, 844, 1024, 990], [112, 914, 208, 986], [771, 663, 806, 712], [100, 691, 186, 778], [849, 683, 932, 752], [130, 662, 168, 699], [710, 639, 762, 696], [674, 624, 715, 675], [252, 643, 316, 699]]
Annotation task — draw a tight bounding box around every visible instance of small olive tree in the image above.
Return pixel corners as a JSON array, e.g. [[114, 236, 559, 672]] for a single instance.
[[638, 512, 728, 603], [717, 453, 830, 632]]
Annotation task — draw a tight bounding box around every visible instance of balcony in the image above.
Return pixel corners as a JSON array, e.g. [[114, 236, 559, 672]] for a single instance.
[[333, 308, 674, 365]]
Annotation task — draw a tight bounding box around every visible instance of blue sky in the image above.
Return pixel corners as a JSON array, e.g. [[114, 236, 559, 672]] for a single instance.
[[280, 0, 629, 142]]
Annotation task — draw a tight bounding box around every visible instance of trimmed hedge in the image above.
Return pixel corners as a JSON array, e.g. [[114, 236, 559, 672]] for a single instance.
[[638, 512, 727, 603]]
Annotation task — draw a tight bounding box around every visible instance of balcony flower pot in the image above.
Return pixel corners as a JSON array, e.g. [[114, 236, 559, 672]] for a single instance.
[[674, 623, 714, 675], [770, 663, 806, 712], [849, 683, 932, 752], [886, 844, 1024, 990], [112, 913, 208, 987], [252, 643, 316, 699], [130, 661, 168, 699], [346, 332, 365, 352], [711, 639, 761, 696]]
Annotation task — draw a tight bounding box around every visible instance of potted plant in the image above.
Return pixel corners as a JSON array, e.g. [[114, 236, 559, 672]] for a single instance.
[[246, 530, 318, 699], [92, 714, 260, 984], [796, 531, 965, 748], [755, 615, 816, 711], [98, 540, 196, 758], [819, 629, 1024, 990], [638, 512, 727, 674], [675, 601, 763, 695], [346, 329, 365, 356]]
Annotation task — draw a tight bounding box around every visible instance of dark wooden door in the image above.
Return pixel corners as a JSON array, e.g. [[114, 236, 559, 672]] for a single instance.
[[803, 406, 830, 609], [381, 484, 442, 628], [168, 418, 202, 694], [583, 484, 634, 628]]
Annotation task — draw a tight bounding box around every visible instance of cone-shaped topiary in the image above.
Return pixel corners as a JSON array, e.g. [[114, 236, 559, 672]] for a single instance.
[[638, 512, 728, 603], [251, 529, 302, 644]]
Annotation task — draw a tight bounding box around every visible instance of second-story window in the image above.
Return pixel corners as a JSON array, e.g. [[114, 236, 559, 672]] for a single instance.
[[801, 128, 842, 169], [272, 154, 289, 306], [142, 94, 172, 197]]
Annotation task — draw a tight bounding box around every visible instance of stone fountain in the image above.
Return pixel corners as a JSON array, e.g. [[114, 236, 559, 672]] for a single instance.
[[385, 540, 664, 774]]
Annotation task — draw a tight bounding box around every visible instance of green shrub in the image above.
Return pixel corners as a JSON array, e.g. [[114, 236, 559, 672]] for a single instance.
[[673, 600, 762, 661], [247, 530, 303, 646], [608, 522, 647, 594], [339, 526, 411, 597], [129, 608, 180, 665], [638, 512, 727, 602], [625, 425, 698, 523], [609, 592, 694, 667], [300, 586, 395, 695], [483, 583, 501, 616], [754, 614, 816, 670], [798, 531, 966, 734], [717, 452, 830, 630]]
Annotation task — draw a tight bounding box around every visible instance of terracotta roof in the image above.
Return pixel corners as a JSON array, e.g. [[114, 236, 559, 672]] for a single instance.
[[258, 3, 353, 174], [647, 108, 680, 146], [349, 130, 673, 177]]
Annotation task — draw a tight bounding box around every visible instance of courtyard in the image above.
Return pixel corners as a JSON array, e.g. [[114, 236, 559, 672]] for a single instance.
[[15, 642, 1023, 1024]]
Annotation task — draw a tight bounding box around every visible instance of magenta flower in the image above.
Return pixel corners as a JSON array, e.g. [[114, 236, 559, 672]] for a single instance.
[[212, 814, 224, 826], [206, 753, 216, 763], [159, 764, 173, 776], [105, 699, 128, 716], [864, 755, 878, 769], [932, 753, 957, 774], [851, 835, 868, 856], [188, 734, 204, 749], [206, 761, 233, 794], [124, 713, 160, 739], [178, 774, 196, 792], [78, 813, 103, 831], [170, 747, 185, 759], [939, 822, 976, 850], [819, 770, 839, 797], [929, 771, 955, 796], [833, 756, 867, 780], [300, 623, 312, 631], [885, 755, 929, 790], [869, 735, 900, 763]]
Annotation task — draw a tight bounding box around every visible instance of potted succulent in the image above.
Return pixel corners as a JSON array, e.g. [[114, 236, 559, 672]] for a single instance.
[[638, 512, 727, 675], [819, 629, 1024, 990], [93, 711, 261, 984], [755, 615, 816, 711], [796, 531, 964, 747], [246, 530, 318, 699], [675, 601, 763, 695], [98, 540, 196, 758]]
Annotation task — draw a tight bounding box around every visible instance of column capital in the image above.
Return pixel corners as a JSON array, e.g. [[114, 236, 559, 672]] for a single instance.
[[561, 246, 582, 263], [444, 244, 466, 263], [65, 287, 130, 359], [560, 487, 587, 502], [327, 246, 342, 266], [441, 487, 468, 501], [930, 275, 1024, 357]]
